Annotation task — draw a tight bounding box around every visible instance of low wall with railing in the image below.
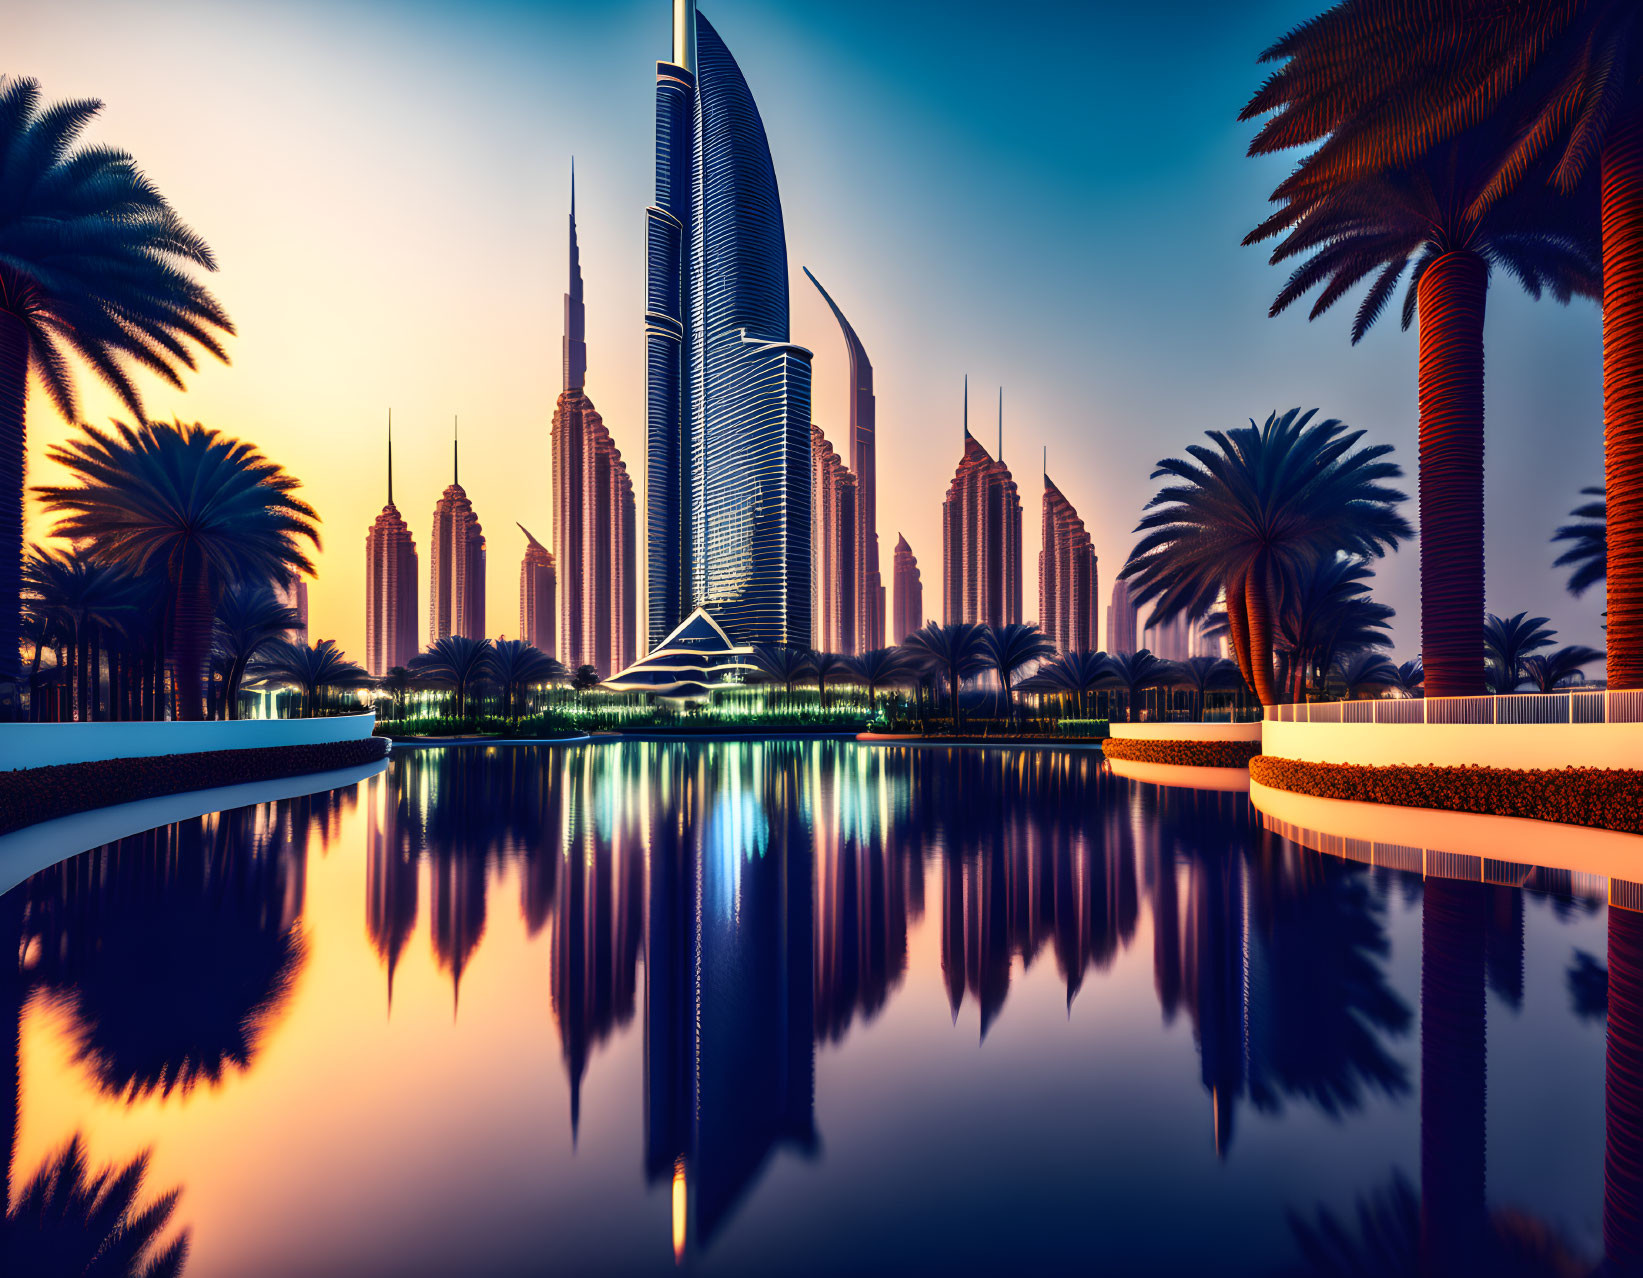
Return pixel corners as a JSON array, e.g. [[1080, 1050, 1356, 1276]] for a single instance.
[[1262, 692, 1643, 771], [0, 712, 377, 771]]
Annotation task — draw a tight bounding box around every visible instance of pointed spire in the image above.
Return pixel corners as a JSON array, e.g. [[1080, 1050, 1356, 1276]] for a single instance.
[[997, 387, 1004, 462], [962, 375, 969, 438], [386, 408, 394, 506], [673, 0, 696, 72], [453, 415, 459, 486], [570, 155, 575, 217]]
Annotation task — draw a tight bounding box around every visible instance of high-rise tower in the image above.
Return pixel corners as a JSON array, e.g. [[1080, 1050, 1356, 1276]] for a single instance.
[[892, 534, 923, 643], [519, 524, 557, 657], [941, 382, 1021, 627], [645, 0, 813, 651], [805, 268, 882, 652], [366, 413, 419, 674], [1107, 578, 1139, 654], [554, 167, 637, 676], [1040, 467, 1098, 656], [810, 425, 857, 654], [430, 420, 486, 643]]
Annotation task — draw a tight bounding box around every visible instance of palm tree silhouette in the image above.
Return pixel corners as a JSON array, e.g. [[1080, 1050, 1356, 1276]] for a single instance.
[[983, 622, 1056, 723], [409, 635, 494, 720], [809, 651, 853, 710], [1519, 645, 1605, 693], [1099, 650, 1177, 723], [1274, 557, 1397, 702], [1552, 486, 1606, 599], [251, 639, 371, 718], [212, 583, 300, 719], [36, 420, 319, 720], [22, 546, 143, 721], [0, 76, 232, 710], [1017, 649, 1110, 720], [377, 666, 414, 722], [848, 647, 915, 718], [1330, 651, 1402, 700], [488, 638, 564, 719], [1484, 612, 1556, 693], [1170, 655, 1243, 721], [901, 623, 990, 730], [750, 644, 815, 711], [1122, 409, 1411, 706]]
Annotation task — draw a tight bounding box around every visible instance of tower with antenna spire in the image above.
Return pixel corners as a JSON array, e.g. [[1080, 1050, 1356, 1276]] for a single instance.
[[554, 164, 636, 675], [1040, 462, 1098, 656], [519, 524, 557, 657], [365, 410, 419, 674], [941, 380, 1021, 626], [429, 416, 486, 644]]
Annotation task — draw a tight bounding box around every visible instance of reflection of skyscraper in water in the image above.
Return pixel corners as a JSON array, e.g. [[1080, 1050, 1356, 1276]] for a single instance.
[[366, 771, 420, 1006], [644, 743, 817, 1257]]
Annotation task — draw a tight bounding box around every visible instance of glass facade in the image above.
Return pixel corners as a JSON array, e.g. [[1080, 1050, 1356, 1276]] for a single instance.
[[645, 5, 812, 652]]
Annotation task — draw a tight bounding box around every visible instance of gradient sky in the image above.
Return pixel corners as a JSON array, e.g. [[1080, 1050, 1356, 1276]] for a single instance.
[[15, 0, 1608, 660]]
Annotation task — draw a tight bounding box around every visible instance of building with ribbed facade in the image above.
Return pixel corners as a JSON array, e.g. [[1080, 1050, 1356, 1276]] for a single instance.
[[429, 426, 486, 643], [942, 384, 1021, 628], [805, 268, 881, 653], [518, 524, 557, 658], [1040, 472, 1098, 656], [810, 425, 857, 654], [892, 534, 923, 643], [645, 0, 812, 651], [365, 419, 418, 674], [554, 171, 636, 676], [1106, 578, 1139, 655]]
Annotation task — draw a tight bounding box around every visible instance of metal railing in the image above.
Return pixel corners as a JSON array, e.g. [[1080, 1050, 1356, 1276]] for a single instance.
[[1266, 689, 1643, 726]]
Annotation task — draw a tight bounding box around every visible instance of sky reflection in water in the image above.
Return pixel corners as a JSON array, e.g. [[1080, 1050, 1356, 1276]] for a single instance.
[[0, 742, 1625, 1276]]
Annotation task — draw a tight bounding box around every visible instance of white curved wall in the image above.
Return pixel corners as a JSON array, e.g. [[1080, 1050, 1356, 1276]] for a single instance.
[[1261, 718, 1643, 771], [0, 713, 377, 771], [1106, 756, 1251, 792], [1108, 722, 1262, 742]]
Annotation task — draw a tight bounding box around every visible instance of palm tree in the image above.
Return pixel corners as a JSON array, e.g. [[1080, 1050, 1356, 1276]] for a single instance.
[[1484, 612, 1556, 693], [1099, 650, 1178, 723], [1330, 651, 1402, 700], [750, 644, 816, 710], [1017, 649, 1111, 719], [1274, 556, 1395, 702], [21, 546, 142, 721], [4, 1135, 189, 1277], [983, 622, 1057, 722], [1519, 645, 1605, 694], [1237, 0, 1643, 689], [1391, 657, 1425, 698], [409, 636, 494, 720], [377, 666, 413, 722], [212, 583, 299, 720], [1552, 485, 1605, 599], [251, 639, 371, 718], [36, 420, 318, 720], [1171, 655, 1244, 721], [810, 651, 853, 710], [0, 76, 232, 711], [849, 647, 915, 718], [1244, 114, 1598, 701], [489, 638, 565, 719], [901, 622, 990, 730], [1122, 409, 1411, 706]]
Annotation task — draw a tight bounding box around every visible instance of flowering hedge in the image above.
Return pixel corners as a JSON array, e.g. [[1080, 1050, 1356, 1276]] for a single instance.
[[1250, 754, 1643, 837], [1101, 737, 1262, 767], [0, 737, 389, 837]]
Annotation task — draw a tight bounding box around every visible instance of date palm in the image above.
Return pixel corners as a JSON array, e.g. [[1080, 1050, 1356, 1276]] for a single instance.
[[1171, 655, 1244, 721], [22, 545, 142, 721], [1519, 645, 1605, 693], [36, 420, 318, 720], [0, 77, 233, 706], [212, 583, 299, 720], [1331, 651, 1402, 700], [409, 635, 493, 720], [901, 622, 990, 729], [251, 639, 371, 718], [1552, 485, 1606, 598], [1245, 119, 1597, 697], [1238, 0, 1643, 689], [1483, 611, 1556, 693], [1122, 408, 1411, 706], [1274, 556, 1396, 702], [488, 638, 564, 719], [750, 644, 815, 709], [983, 622, 1057, 722], [849, 646, 915, 717], [1099, 649, 1177, 723], [1017, 649, 1110, 719], [809, 651, 853, 710]]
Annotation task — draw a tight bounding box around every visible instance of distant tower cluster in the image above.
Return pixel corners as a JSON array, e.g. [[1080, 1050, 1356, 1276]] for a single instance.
[[518, 524, 557, 658], [810, 425, 858, 654], [942, 383, 1022, 627], [555, 168, 636, 676], [429, 421, 486, 644], [806, 269, 882, 654], [366, 416, 419, 674], [892, 534, 923, 643], [1106, 578, 1139, 654], [1040, 468, 1098, 656]]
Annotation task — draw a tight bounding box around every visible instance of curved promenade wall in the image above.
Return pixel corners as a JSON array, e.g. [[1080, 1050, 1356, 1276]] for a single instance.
[[1260, 718, 1643, 770], [0, 713, 377, 770], [1108, 722, 1262, 743]]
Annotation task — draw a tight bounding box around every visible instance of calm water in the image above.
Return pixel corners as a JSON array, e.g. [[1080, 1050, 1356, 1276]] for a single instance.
[[0, 741, 1629, 1276]]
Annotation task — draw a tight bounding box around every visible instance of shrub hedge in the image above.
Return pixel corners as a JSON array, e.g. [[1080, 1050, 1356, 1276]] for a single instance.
[[0, 737, 389, 837], [1250, 754, 1643, 837], [1102, 737, 1262, 767]]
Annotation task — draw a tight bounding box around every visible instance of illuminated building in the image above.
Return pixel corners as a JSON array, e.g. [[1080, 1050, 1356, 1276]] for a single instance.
[[941, 382, 1021, 627], [365, 415, 418, 674], [429, 421, 486, 643], [892, 533, 923, 644], [810, 425, 857, 654], [1039, 469, 1098, 655], [518, 524, 557, 657]]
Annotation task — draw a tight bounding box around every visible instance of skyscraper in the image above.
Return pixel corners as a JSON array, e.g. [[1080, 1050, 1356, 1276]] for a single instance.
[[275, 578, 309, 643], [941, 383, 1021, 627], [1040, 468, 1098, 656], [429, 421, 486, 643], [1143, 610, 1191, 660], [810, 425, 857, 654], [892, 534, 923, 643], [805, 268, 882, 652], [645, 0, 813, 651], [365, 415, 418, 674], [518, 524, 557, 657], [553, 170, 637, 676], [1106, 578, 1139, 654]]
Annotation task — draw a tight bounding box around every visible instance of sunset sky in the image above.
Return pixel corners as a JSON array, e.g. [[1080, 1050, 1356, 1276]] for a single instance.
[[15, 0, 1609, 659]]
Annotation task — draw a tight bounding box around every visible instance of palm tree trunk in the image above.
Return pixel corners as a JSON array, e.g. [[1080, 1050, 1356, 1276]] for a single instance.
[[1243, 571, 1280, 707], [1416, 249, 1488, 698], [0, 312, 24, 709], [1225, 574, 1254, 693], [1604, 109, 1643, 690], [170, 556, 213, 721]]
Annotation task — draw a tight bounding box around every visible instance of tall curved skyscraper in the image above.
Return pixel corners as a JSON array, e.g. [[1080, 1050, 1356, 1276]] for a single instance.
[[645, 0, 813, 651]]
